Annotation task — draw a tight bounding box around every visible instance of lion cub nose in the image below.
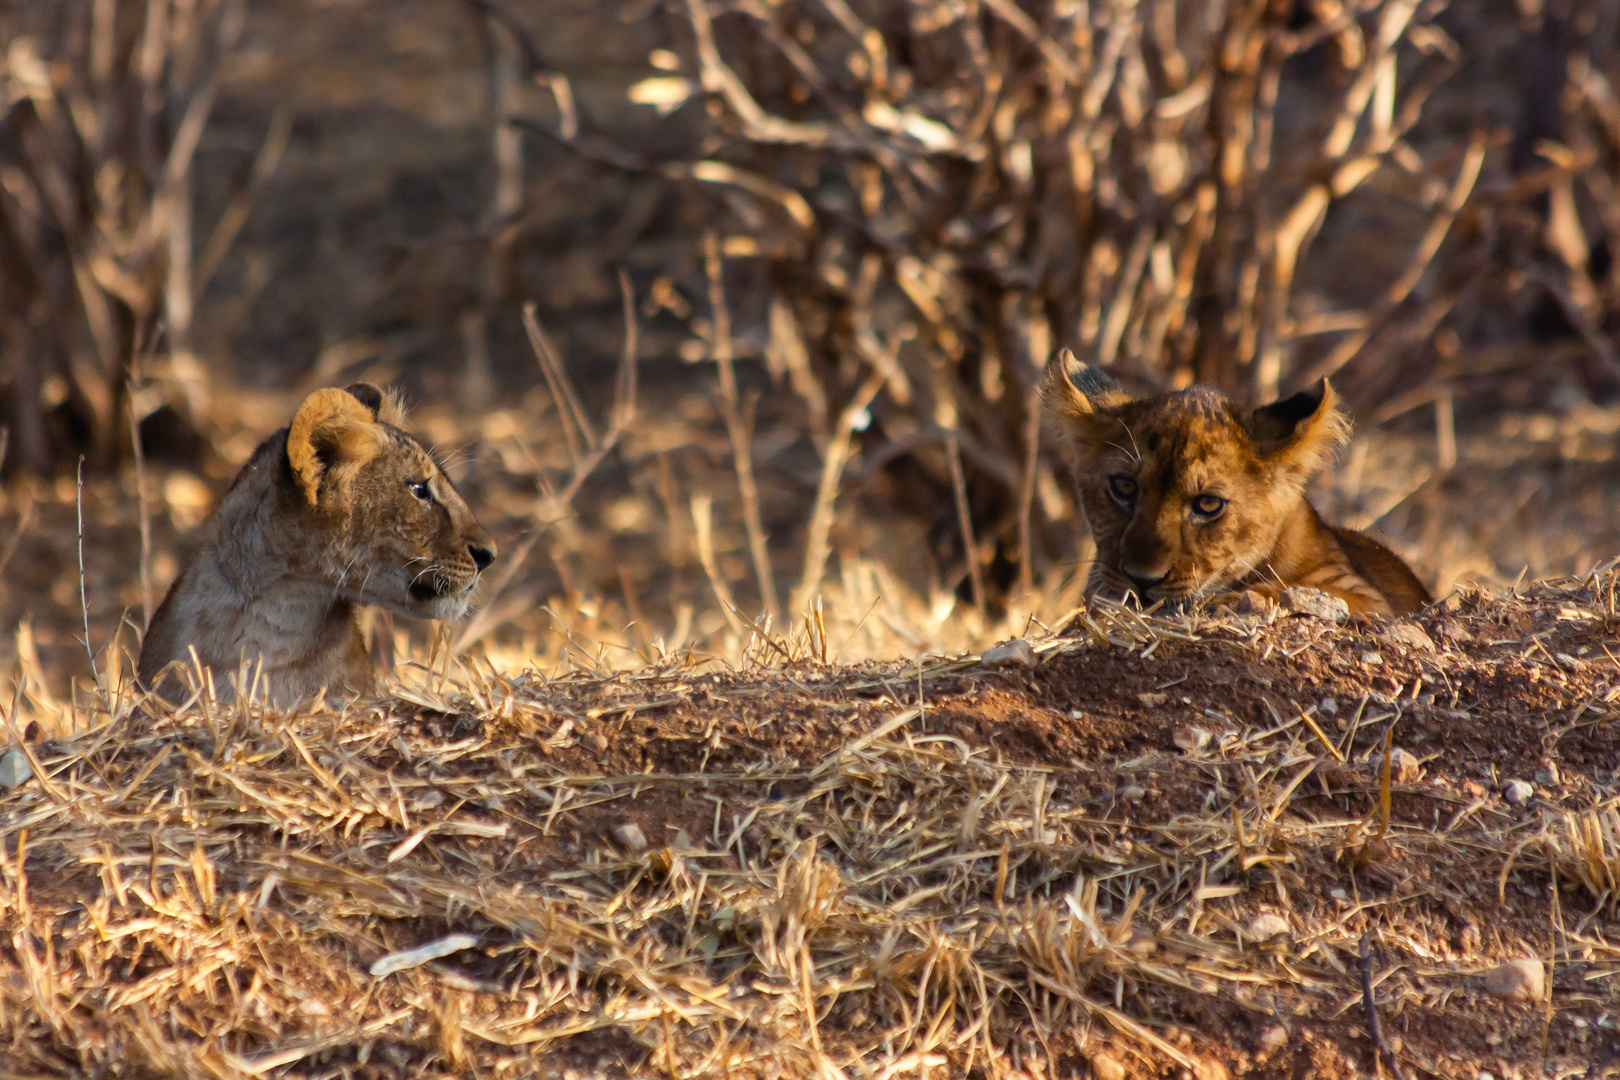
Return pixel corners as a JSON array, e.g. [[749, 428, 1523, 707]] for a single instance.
[[1123, 564, 1169, 595], [469, 544, 495, 572]]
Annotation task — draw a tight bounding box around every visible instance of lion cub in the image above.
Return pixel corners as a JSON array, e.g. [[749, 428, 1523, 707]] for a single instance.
[[138, 384, 496, 705], [1045, 351, 1429, 616]]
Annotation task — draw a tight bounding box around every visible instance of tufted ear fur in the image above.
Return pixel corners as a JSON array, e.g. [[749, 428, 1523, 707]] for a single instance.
[[1043, 348, 1131, 454], [287, 387, 386, 506], [1244, 378, 1350, 477], [341, 381, 406, 427]]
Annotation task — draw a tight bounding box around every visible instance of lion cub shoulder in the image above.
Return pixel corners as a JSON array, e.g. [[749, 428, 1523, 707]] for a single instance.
[[138, 383, 496, 706], [1044, 352, 1429, 616]]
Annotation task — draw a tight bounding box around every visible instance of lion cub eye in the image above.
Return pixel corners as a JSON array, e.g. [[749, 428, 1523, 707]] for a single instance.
[[1191, 494, 1227, 518], [408, 480, 434, 503], [1107, 475, 1137, 503]]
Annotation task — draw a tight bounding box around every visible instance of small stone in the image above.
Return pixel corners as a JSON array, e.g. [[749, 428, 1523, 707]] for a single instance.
[[1321, 763, 1359, 788], [1173, 726, 1212, 753], [1246, 912, 1291, 941], [1359, 651, 1384, 666], [1383, 622, 1435, 652], [1281, 587, 1349, 622], [1502, 780, 1534, 807], [981, 639, 1036, 669], [1121, 785, 1147, 803], [1371, 747, 1421, 783], [1229, 589, 1273, 615], [1318, 697, 1338, 715], [0, 750, 32, 788], [1484, 958, 1544, 1002], [1258, 1024, 1289, 1050], [610, 822, 649, 853], [590, 731, 610, 753], [1137, 692, 1169, 707], [1088, 1051, 1126, 1080]]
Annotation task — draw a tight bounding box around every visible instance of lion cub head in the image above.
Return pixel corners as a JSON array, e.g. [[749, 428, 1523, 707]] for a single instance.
[[285, 383, 495, 620], [1045, 351, 1347, 608]]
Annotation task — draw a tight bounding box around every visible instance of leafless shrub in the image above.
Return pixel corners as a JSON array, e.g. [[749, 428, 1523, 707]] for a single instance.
[[0, 0, 278, 475], [516, 0, 1497, 603]]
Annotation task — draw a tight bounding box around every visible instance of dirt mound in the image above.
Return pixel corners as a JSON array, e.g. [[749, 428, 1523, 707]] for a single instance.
[[1, 577, 1618, 1078]]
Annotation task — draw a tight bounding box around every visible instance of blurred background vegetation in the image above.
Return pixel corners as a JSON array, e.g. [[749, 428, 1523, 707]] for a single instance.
[[4, 0, 1620, 693]]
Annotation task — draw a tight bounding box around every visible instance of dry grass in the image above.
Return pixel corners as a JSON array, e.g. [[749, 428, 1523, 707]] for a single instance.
[[2, 570, 1618, 1078]]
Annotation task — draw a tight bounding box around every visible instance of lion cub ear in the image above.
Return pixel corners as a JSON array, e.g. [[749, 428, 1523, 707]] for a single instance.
[[287, 387, 386, 506], [341, 381, 406, 427], [1043, 348, 1131, 451], [1245, 378, 1349, 476]]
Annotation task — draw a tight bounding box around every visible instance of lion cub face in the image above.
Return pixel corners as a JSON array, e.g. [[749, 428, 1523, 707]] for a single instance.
[[287, 384, 495, 620], [1045, 352, 1347, 607]]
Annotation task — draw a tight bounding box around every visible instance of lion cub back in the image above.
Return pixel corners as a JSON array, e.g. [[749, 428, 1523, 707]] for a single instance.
[[1328, 526, 1432, 615]]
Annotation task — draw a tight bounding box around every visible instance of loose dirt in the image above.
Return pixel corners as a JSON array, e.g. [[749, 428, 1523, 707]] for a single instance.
[[2, 577, 1618, 1079]]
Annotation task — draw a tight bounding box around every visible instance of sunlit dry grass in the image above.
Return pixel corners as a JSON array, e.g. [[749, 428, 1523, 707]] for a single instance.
[[1, 570, 1617, 1076]]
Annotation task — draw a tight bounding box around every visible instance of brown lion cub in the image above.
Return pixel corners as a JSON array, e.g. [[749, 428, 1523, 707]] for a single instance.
[[1044, 351, 1429, 616], [138, 383, 496, 705]]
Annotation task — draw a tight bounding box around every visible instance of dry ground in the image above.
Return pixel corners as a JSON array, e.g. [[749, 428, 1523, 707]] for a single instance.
[[2, 574, 1619, 1079]]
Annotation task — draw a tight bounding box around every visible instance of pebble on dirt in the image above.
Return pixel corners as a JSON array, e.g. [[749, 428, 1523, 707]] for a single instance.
[[1382, 622, 1436, 652], [1371, 747, 1422, 783], [1281, 586, 1349, 622], [611, 822, 649, 853], [0, 748, 32, 790], [1087, 1051, 1126, 1080], [980, 639, 1035, 669], [1173, 726, 1212, 753], [1484, 958, 1544, 1002], [0, 750, 32, 788], [1502, 779, 1534, 806], [1229, 589, 1273, 615]]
